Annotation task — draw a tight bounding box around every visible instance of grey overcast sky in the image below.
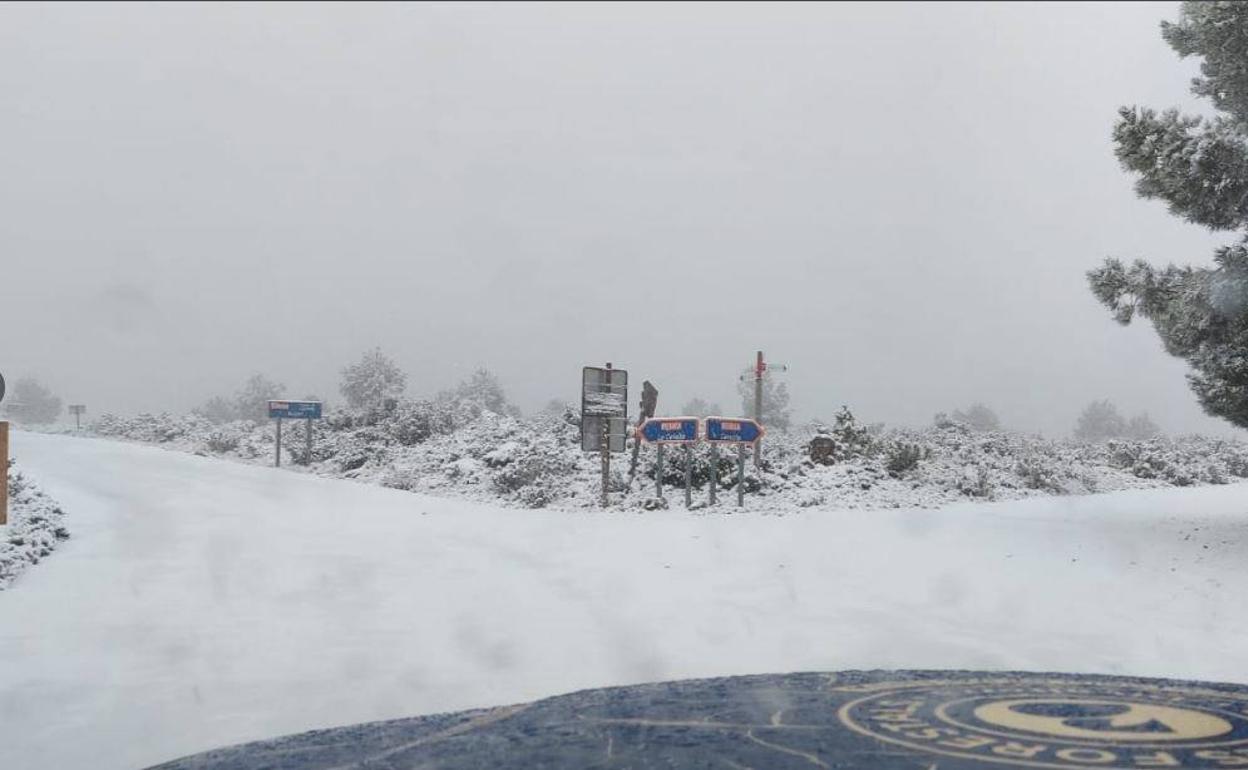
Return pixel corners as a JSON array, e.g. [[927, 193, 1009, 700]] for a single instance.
[[0, 1, 1237, 436]]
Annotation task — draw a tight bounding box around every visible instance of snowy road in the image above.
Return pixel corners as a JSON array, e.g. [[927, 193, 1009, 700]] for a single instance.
[[2, 432, 1248, 769]]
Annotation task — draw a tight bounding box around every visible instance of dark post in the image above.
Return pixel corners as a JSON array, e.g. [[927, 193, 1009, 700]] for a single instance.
[[708, 443, 718, 505], [737, 443, 746, 507], [754, 350, 764, 468], [304, 417, 313, 466], [274, 417, 282, 468], [0, 421, 8, 526], [656, 444, 664, 500], [683, 443, 693, 508]]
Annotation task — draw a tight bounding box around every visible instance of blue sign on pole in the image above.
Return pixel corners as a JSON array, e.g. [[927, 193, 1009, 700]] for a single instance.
[[704, 417, 763, 443], [268, 400, 323, 420], [640, 417, 699, 444]]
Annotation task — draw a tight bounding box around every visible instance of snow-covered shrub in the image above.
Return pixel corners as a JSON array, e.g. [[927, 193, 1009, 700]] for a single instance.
[[1, 462, 69, 589], [885, 442, 923, 478]]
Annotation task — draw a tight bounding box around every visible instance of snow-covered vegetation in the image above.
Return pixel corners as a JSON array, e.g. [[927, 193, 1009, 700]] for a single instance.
[[0, 461, 69, 589], [84, 399, 1248, 513]]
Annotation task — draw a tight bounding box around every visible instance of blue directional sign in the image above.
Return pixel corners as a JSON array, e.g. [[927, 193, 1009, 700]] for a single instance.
[[704, 417, 764, 443], [268, 400, 323, 420], [640, 417, 699, 444]]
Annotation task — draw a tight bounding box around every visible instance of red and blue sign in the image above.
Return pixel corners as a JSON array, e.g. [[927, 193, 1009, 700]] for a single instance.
[[704, 417, 763, 443], [639, 417, 700, 444], [268, 400, 323, 419]]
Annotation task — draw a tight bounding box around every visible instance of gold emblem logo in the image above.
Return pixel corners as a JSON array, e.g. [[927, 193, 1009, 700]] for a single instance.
[[837, 678, 1248, 768]]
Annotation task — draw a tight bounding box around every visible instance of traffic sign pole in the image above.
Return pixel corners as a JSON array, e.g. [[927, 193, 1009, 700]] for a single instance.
[[275, 418, 282, 468], [737, 444, 746, 508], [305, 417, 313, 466], [656, 444, 664, 500], [600, 363, 612, 508], [708, 444, 718, 505], [683, 444, 692, 508]]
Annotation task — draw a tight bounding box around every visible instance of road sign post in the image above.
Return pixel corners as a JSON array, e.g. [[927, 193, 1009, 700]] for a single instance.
[[683, 444, 693, 508], [705, 417, 764, 508], [268, 401, 323, 468], [581, 365, 628, 507], [655, 444, 664, 500], [0, 420, 7, 526], [737, 444, 746, 507], [745, 351, 787, 469], [69, 404, 86, 431], [626, 381, 658, 489], [709, 443, 718, 505], [638, 416, 699, 507]]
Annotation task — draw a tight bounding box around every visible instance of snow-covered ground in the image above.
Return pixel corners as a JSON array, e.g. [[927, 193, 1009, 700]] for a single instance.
[[2, 430, 1248, 769]]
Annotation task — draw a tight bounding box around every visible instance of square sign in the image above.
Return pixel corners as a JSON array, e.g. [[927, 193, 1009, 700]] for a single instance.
[[581, 366, 628, 453], [268, 400, 323, 420]]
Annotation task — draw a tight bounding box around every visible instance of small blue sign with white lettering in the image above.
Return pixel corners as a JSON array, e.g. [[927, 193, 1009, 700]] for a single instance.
[[268, 400, 323, 420], [704, 417, 763, 443], [640, 417, 699, 443]]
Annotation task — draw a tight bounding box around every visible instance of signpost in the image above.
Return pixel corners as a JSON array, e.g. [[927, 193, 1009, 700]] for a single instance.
[[705, 417, 764, 507], [639, 417, 699, 506], [69, 404, 86, 430], [626, 381, 659, 489], [268, 400, 323, 467], [743, 351, 787, 468], [581, 365, 628, 507]]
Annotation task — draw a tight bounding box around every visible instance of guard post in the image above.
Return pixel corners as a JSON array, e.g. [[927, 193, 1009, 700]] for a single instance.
[[705, 417, 764, 509], [268, 400, 323, 468]]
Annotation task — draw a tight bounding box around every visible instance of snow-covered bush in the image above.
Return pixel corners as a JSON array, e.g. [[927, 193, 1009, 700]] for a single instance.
[[1, 462, 69, 589]]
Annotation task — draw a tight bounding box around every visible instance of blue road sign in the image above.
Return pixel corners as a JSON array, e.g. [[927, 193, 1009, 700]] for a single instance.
[[640, 417, 699, 444], [268, 400, 323, 420], [705, 417, 763, 443]]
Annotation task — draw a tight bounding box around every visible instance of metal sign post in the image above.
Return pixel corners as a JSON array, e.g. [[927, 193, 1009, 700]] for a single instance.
[[709, 443, 718, 505], [581, 365, 628, 507], [626, 381, 658, 489], [0, 420, 7, 526], [743, 351, 787, 469], [268, 400, 324, 468], [638, 416, 699, 507], [655, 444, 665, 500], [737, 444, 747, 507], [705, 417, 764, 509], [69, 404, 86, 430], [683, 444, 693, 508]]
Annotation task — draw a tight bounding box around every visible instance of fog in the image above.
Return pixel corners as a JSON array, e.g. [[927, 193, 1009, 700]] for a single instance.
[[0, 1, 1236, 437]]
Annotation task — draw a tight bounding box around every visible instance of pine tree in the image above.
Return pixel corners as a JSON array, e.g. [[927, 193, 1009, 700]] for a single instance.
[[440, 369, 519, 417], [737, 369, 791, 431], [1074, 400, 1128, 442], [234, 374, 284, 423], [339, 348, 407, 411], [1088, 2, 1248, 429], [680, 397, 722, 417], [5, 377, 62, 425], [1126, 412, 1162, 440], [952, 403, 1001, 432]]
